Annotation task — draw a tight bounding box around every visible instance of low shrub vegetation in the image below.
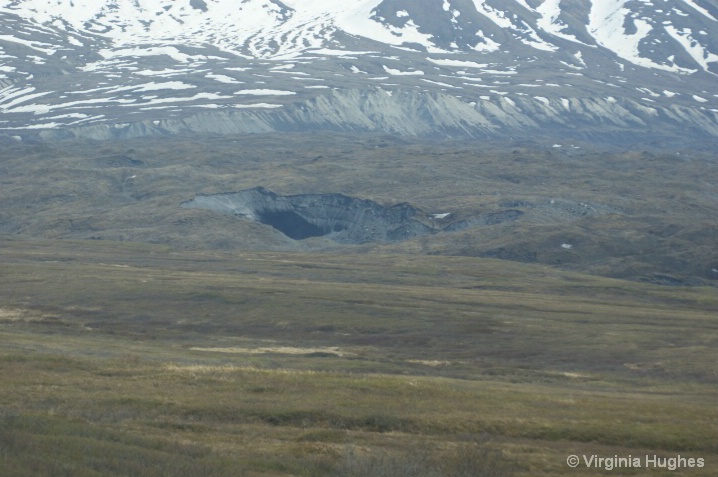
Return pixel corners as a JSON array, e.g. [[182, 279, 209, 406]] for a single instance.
[[0, 239, 716, 476]]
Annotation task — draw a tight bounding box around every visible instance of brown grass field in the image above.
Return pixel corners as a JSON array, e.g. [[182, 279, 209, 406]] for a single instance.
[[1, 236, 716, 476]]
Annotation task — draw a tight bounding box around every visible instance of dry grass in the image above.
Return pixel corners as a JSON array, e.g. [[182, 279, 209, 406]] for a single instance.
[[0, 237, 717, 476], [190, 346, 350, 356]]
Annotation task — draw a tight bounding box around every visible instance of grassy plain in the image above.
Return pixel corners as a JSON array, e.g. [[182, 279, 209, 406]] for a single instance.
[[1, 236, 717, 476]]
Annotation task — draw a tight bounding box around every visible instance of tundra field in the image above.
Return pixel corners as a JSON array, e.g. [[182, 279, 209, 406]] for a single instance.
[[1, 134, 717, 476], [3, 0, 718, 473], [1, 237, 717, 476]]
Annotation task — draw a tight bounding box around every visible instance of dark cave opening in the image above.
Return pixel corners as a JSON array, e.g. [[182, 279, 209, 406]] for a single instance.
[[257, 210, 326, 240]]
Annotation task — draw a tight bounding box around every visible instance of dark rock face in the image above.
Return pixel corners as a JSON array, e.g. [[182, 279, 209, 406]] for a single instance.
[[181, 188, 435, 244]]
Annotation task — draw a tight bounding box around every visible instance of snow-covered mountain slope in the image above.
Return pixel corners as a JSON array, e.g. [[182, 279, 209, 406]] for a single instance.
[[0, 0, 717, 142]]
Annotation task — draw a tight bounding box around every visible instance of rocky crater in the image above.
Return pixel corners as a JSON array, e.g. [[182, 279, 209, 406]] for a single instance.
[[181, 188, 440, 244], [181, 188, 527, 245]]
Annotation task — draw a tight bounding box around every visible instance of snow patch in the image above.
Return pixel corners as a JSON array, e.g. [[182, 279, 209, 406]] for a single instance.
[[234, 89, 297, 95], [0, 88, 52, 111], [308, 48, 376, 57], [680, 0, 717, 21], [383, 65, 424, 76], [421, 79, 457, 88], [128, 93, 232, 107], [134, 82, 196, 92], [588, 0, 696, 73], [135, 68, 191, 76], [471, 0, 557, 51], [664, 25, 718, 74], [473, 30, 501, 52], [535, 0, 586, 45], [0, 35, 56, 55], [336, 3, 447, 53], [99, 46, 197, 63], [206, 73, 242, 84], [428, 58, 489, 69]]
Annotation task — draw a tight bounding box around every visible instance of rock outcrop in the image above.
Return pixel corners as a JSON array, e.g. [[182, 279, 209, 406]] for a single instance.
[[34, 89, 718, 144]]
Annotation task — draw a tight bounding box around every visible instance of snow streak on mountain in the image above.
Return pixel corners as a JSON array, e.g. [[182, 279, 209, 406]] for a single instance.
[[0, 0, 717, 141]]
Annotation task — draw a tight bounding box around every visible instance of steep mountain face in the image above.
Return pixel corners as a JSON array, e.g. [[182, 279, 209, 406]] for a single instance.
[[1, 0, 717, 142]]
